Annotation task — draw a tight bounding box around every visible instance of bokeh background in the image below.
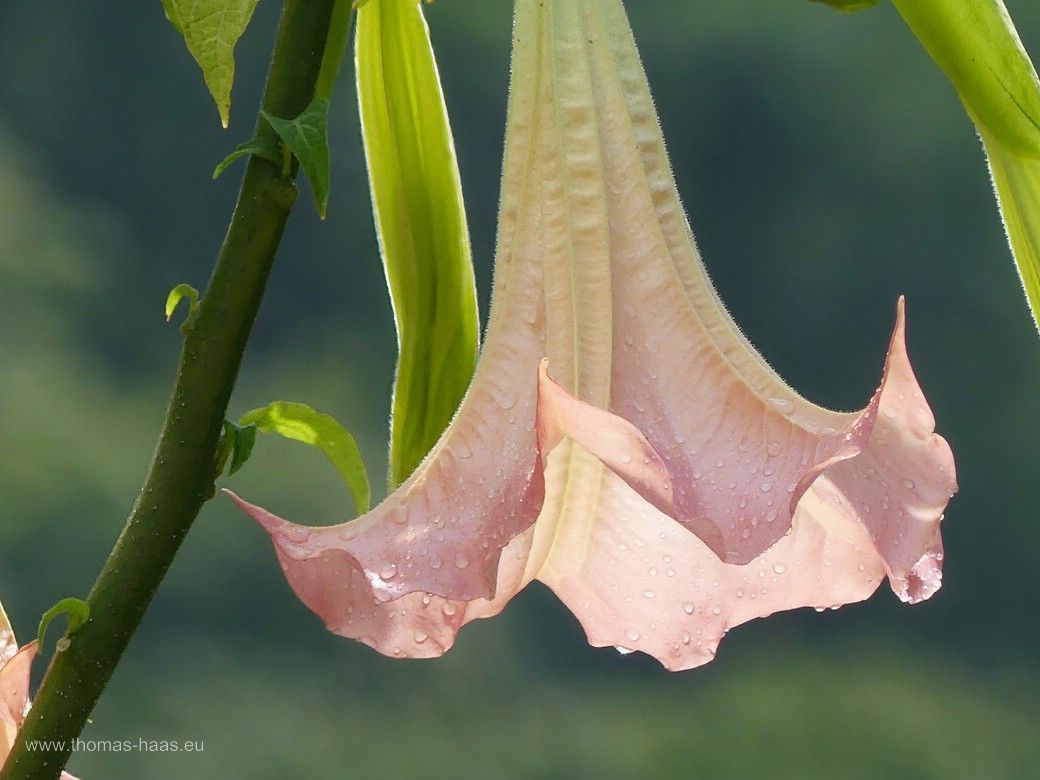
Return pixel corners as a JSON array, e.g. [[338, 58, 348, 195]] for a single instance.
[[1, 0, 1038, 777]]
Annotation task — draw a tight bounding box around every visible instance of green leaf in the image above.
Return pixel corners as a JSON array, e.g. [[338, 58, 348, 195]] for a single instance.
[[165, 283, 200, 334], [37, 598, 90, 649], [213, 136, 284, 179], [356, 0, 479, 488], [215, 420, 258, 479], [262, 99, 331, 218], [982, 131, 1040, 331], [228, 423, 257, 475], [809, 0, 879, 12], [162, 0, 262, 128], [215, 420, 237, 476], [892, 0, 1040, 159], [161, 0, 261, 128], [240, 402, 371, 515]]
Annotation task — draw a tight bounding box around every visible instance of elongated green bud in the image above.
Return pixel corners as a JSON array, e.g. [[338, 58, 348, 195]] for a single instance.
[[893, 0, 1040, 160]]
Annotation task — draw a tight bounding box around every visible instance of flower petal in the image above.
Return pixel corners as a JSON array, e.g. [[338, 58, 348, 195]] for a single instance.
[[225, 212, 549, 607], [534, 449, 888, 671], [0, 603, 16, 665], [537, 299, 957, 598], [227, 493, 535, 659], [0, 641, 37, 760]]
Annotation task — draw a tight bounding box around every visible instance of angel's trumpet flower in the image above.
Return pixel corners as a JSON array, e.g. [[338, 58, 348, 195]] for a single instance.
[[230, 0, 956, 671]]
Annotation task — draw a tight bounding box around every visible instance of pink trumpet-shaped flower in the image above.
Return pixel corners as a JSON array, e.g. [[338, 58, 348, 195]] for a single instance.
[[0, 605, 77, 778], [230, 0, 956, 670]]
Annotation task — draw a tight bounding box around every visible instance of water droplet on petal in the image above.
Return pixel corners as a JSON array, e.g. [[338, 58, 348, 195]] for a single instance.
[[682, 602, 695, 614], [380, 563, 398, 581], [773, 563, 787, 574], [285, 526, 310, 543], [413, 631, 428, 644], [454, 552, 470, 569], [626, 628, 641, 642]]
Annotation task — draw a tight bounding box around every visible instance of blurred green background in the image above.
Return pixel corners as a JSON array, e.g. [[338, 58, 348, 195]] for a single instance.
[[1, 0, 1039, 777]]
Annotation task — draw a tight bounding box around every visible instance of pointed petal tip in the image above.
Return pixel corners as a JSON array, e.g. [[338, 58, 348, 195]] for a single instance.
[[223, 489, 285, 535]]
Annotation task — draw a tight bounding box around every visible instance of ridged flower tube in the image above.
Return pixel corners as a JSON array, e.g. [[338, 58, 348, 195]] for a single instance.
[[230, 0, 957, 671]]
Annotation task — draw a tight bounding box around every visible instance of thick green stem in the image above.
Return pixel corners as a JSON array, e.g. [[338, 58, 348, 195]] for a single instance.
[[1, 0, 337, 777]]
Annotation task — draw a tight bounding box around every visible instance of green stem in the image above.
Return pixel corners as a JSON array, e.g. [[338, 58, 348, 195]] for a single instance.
[[0, 0, 337, 777]]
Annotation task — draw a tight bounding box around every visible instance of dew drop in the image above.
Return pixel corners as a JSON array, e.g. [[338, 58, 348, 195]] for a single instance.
[[454, 552, 470, 569], [710, 605, 722, 616], [766, 442, 782, 457], [682, 602, 695, 615], [642, 589, 656, 599], [626, 628, 641, 642], [442, 602, 458, 617], [413, 631, 428, 644], [773, 563, 787, 574], [759, 481, 773, 493], [380, 563, 399, 581], [285, 526, 310, 543]]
